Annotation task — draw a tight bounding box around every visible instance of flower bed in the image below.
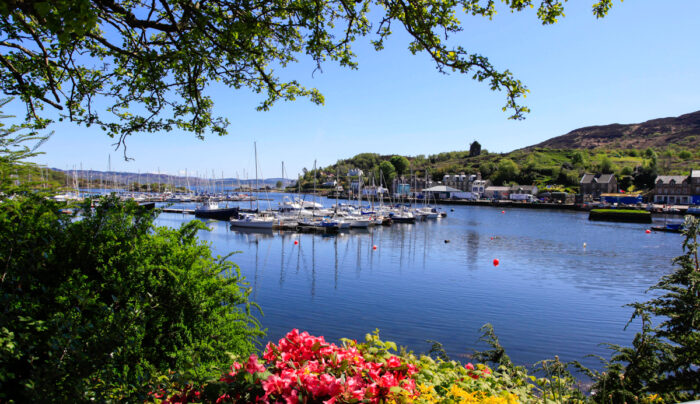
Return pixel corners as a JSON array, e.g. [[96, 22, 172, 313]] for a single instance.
[[152, 330, 535, 403]]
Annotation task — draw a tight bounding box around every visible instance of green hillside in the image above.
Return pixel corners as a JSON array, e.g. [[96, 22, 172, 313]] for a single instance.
[[299, 146, 698, 194], [296, 110, 700, 193]]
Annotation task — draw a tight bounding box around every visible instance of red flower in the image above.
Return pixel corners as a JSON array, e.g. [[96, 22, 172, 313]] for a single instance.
[[386, 356, 401, 368], [246, 354, 266, 374]]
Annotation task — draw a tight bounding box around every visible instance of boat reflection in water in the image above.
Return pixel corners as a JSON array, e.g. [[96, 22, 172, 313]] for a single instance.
[[158, 202, 682, 374]]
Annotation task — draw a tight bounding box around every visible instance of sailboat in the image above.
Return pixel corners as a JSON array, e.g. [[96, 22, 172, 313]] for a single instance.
[[231, 142, 275, 230]]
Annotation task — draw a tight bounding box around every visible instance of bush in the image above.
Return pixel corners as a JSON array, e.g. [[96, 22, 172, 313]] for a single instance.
[[589, 216, 700, 403], [0, 195, 262, 402]]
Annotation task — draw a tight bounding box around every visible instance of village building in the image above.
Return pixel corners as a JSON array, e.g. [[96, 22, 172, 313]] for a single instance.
[[422, 185, 462, 200], [580, 173, 618, 198], [653, 170, 700, 205], [391, 174, 435, 197], [442, 173, 469, 191], [470, 179, 490, 198], [484, 186, 512, 200]]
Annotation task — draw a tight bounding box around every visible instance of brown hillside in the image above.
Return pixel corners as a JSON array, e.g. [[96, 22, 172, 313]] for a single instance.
[[529, 110, 700, 150]]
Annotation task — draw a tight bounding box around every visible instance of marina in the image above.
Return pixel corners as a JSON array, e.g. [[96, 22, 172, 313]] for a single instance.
[[154, 192, 683, 372]]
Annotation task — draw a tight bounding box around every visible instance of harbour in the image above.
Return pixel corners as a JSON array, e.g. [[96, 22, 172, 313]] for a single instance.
[[154, 192, 683, 372]]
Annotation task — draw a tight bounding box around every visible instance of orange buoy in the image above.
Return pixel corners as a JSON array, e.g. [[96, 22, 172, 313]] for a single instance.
[[493, 259, 499, 267]]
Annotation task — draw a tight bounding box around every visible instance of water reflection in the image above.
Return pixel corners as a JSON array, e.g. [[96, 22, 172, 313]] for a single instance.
[[154, 197, 682, 370]]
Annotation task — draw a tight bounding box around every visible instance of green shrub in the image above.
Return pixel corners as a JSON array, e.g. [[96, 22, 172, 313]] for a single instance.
[[0, 195, 262, 402]]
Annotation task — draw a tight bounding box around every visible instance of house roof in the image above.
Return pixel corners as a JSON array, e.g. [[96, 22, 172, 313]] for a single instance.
[[511, 185, 537, 191], [485, 186, 511, 192], [422, 185, 462, 192], [656, 175, 688, 185], [580, 173, 615, 184]]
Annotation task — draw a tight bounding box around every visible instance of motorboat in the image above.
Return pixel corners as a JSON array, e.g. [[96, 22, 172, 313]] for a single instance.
[[194, 200, 239, 220]]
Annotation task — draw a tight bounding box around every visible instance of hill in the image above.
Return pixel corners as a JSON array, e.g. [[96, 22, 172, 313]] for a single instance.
[[529, 110, 700, 150], [301, 111, 700, 194]]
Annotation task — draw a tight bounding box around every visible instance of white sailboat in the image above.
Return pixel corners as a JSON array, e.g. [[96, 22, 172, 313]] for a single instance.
[[231, 142, 275, 230]]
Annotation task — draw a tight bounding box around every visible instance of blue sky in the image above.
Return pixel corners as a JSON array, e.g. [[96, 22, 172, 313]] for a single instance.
[[16, 0, 700, 179]]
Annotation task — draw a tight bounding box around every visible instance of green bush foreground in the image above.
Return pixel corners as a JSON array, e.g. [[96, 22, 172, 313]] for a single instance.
[[0, 195, 263, 401]]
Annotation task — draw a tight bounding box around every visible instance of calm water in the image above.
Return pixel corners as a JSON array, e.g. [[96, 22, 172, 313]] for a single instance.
[[155, 193, 682, 370]]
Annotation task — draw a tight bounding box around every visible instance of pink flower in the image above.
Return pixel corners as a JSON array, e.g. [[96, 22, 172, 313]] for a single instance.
[[215, 393, 231, 403], [284, 389, 298, 404], [379, 373, 398, 389], [262, 374, 293, 398], [386, 356, 401, 368], [465, 363, 475, 370], [401, 377, 416, 392], [246, 354, 266, 374]]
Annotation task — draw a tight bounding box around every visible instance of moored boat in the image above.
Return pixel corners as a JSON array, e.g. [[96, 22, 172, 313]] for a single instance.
[[194, 200, 239, 220]]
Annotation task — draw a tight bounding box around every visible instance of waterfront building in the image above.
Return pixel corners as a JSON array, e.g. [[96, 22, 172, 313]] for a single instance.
[[442, 173, 469, 191], [484, 186, 512, 200], [510, 185, 538, 196], [468, 179, 490, 199], [422, 185, 462, 199], [653, 169, 700, 205], [580, 173, 618, 198], [391, 174, 434, 197]]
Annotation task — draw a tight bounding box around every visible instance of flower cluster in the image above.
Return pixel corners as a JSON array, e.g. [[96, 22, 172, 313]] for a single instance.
[[464, 363, 492, 380], [258, 329, 418, 403], [158, 329, 419, 403]]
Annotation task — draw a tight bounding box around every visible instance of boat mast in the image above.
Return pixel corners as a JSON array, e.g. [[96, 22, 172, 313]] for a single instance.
[[254, 141, 259, 212], [313, 159, 317, 216]]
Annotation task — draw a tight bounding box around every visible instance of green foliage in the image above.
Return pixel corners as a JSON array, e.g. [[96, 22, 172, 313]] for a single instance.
[[472, 324, 514, 369], [0, 0, 621, 143], [494, 158, 520, 185], [589, 215, 700, 402], [346, 153, 381, 172], [0, 195, 262, 401], [0, 98, 53, 192], [378, 161, 396, 184], [598, 155, 614, 174], [390, 155, 410, 177]]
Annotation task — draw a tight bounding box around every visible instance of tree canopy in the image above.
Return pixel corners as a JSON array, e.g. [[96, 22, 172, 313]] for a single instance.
[[0, 0, 616, 148], [389, 155, 409, 177]]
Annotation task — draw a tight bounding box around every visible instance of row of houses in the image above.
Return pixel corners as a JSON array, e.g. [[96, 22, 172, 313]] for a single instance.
[[579, 170, 700, 205], [343, 167, 700, 205]]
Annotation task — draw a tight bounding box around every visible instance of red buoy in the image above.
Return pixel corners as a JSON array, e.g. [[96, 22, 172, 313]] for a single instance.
[[501, 210, 505, 214], [373, 245, 377, 250], [645, 229, 651, 234], [493, 259, 500, 267], [294, 240, 299, 245]]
